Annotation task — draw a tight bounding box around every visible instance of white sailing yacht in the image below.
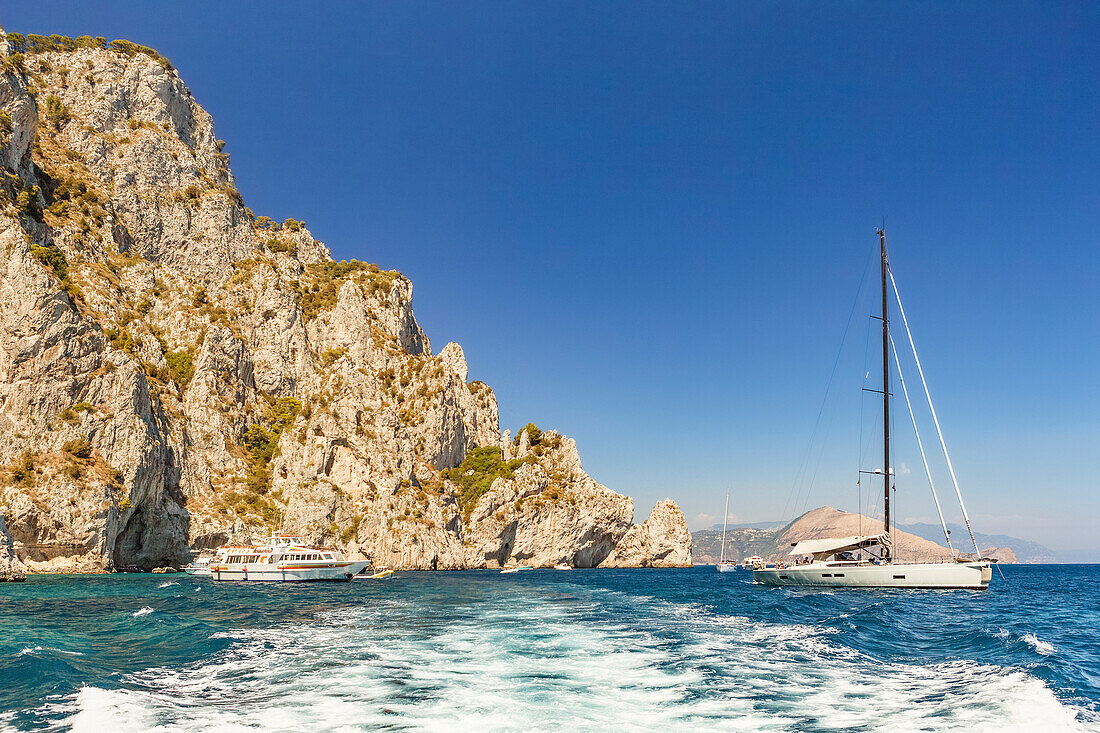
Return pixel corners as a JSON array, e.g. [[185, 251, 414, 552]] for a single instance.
[[754, 230, 992, 590], [716, 493, 737, 572]]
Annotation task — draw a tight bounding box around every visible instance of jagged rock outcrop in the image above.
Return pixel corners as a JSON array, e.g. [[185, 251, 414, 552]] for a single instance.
[[602, 499, 693, 567], [0, 515, 26, 580], [0, 29, 690, 571]]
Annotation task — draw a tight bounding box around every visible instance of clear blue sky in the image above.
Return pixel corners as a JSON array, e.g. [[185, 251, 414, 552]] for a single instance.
[[8, 3, 1097, 555]]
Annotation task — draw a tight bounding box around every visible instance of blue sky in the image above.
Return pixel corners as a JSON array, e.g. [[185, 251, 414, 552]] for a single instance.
[[7, 3, 1097, 554]]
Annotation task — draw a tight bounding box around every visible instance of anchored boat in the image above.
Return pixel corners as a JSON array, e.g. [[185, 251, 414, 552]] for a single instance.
[[754, 230, 992, 590], [183, 545, 243, 576], [206, 533, 368, 582], [365, 568, 394, 580], [716, 492, 737, 572]]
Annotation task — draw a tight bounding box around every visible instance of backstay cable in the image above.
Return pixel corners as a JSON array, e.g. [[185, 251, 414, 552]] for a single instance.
[[888, 269, 982, 558]]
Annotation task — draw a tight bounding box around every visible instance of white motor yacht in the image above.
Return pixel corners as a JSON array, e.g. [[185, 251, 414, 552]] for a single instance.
[[207, 534, 368, 582]]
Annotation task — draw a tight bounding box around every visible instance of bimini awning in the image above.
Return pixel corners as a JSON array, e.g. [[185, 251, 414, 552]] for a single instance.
[[788, 534, 889, 558]]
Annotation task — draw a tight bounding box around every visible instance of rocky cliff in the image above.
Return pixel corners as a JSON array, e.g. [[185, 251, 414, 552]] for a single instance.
[[0, 29, 691, 573]]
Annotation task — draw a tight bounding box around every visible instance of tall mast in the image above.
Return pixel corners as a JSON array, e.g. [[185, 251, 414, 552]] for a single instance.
[[720, 493, 729, 564], [879, 229, 892, 563]]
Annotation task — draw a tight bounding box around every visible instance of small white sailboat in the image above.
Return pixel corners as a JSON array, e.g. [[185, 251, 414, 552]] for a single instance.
[[716, 492, 737, 572], [754, 230, 992, 590]]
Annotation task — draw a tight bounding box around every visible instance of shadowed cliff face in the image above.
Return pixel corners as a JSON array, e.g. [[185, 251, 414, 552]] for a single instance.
[[0, 29, 691, 571]]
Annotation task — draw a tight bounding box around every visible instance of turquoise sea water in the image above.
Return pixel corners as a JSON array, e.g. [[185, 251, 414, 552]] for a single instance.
[[1, 565, 1098, 732]]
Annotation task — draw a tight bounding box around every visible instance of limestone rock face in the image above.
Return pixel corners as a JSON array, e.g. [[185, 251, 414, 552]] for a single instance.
[[0, 515, 26, 580], [602, 499, 693, 567], [460, 437, 637, 569], [0, 28, 690, 571]]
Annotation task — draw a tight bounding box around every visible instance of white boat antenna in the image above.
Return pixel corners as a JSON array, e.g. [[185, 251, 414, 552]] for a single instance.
[[889, 332, 954, 554], [888, 269, 982, 558]]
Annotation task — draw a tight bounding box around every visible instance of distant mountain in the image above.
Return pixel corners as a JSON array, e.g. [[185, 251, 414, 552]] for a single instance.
[[897, 523, 1059, 564], [693, 507, 1072, 565], [693, 507, 958, 565]]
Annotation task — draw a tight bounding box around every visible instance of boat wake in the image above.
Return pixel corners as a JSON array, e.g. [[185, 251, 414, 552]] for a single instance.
[[34, 584, 1096, 733]]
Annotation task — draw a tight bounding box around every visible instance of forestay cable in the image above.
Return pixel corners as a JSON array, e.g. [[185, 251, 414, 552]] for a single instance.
[[889, 333, 954, 555], [888, 269, 982, 558]]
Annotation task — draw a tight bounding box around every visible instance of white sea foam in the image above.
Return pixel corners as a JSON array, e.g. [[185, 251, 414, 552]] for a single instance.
[[1022, 632, 1056, 655], [41, 585, 1099, 733], [995, 628, 1056, 656], [157, 581, 179, 588], [130, 607, 154, 618], [16, 646, 83, 657]]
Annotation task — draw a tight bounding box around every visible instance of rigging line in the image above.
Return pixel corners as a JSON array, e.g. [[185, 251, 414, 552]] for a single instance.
[[890, 332, 954, 554], [888, 268, 982, 559], [784, 248, 877, 522]]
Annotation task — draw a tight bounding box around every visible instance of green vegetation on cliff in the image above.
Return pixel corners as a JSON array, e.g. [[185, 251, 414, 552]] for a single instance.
[[296, 260, 401, 321], [444, 447, 532, 521], [242, 397, 302, 492], [4, 32, 173, 71]]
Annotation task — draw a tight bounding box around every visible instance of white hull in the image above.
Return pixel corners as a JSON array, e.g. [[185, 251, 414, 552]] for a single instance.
[[753, 561, 991, 589], [716, 562, 738, 573], [211, 561, 368, 582], [184, 567, 211, 576]]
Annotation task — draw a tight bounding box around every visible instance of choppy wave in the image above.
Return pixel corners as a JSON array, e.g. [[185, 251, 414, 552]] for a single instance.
[[156, 582, 179, 589], [15, 646, 83, 657], [37, 584, 1095, 733], [995, 628, 1057, 656], [1020, 632, 1055, 655], [130, 607, 154, 618]]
